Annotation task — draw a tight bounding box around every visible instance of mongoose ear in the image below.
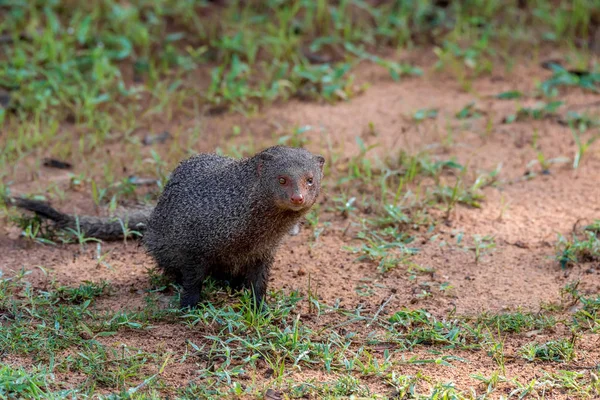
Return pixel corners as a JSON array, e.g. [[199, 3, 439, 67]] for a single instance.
[[314, 155, 325, 173], [257, 152, 275, 176]]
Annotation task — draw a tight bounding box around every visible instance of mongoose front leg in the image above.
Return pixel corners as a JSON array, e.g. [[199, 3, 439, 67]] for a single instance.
[[243, 256, 273, 309], [179, 264, 208, 309]]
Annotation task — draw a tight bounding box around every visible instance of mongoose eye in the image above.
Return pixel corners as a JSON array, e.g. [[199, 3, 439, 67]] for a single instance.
[[278, 177, 287, 185], [306, 177, 313, 186]]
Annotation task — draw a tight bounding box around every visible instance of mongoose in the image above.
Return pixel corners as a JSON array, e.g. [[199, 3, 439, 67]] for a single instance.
[[8, 197, 151, 241], [143, 145, 324, 308], [10, 145, 325, 309]]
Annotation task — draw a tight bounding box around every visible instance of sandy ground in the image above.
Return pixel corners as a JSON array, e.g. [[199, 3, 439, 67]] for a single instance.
[[2, 59, 600, 397]]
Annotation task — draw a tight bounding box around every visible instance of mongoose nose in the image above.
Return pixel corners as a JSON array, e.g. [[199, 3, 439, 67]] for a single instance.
[[290, 194, 304, 205]]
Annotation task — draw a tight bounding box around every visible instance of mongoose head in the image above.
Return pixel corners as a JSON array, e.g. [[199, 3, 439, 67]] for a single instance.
[[256, 146, 325, 212]]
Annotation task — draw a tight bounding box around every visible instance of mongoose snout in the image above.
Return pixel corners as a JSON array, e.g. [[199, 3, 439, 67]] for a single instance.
[[290, 193, 304, 205]]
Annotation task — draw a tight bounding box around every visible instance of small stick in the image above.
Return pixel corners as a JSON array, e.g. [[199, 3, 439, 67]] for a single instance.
[[367, 294, 395, 327]]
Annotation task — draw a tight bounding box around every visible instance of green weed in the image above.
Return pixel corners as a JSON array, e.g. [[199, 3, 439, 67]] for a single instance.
[[2, 1, 600, 397], [541, 62, 600, 97], [0, 364, 76, 399], [555, 231, 600, 269], [475, 312, 557, 333], [520, 338, 576, 362], [467, 234, 496, 264], [503, 101, 564, 123]]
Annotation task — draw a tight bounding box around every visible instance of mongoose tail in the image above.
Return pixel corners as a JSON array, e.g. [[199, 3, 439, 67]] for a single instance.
[[9, 197, 149, 241]]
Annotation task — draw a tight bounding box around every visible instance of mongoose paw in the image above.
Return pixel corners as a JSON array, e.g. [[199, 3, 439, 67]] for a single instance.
[[250, 293, 269, 314], [180, 291, 201, 309], [253, 300, 269, 314]]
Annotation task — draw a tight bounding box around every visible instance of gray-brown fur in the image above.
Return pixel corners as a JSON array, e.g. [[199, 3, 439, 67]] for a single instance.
[[9, 197, 150, 241], [143, 145, 324, 308], [10, 146, 324, 309]]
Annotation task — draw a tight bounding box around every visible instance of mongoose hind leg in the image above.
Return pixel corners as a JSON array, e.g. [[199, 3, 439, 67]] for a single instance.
[[179, 263, 209, 309], [242, 256, 274, 310]]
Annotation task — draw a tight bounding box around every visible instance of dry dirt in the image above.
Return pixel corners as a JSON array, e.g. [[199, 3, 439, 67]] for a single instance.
[[2, 58, 600, 398]]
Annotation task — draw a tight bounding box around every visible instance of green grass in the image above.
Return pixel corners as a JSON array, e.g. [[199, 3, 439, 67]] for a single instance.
[[561, 282, 600, 332], [1, 1, 599, 157], [475, 311, 557, 334], [541, 62, 600, 97], [520, 338, 577, 363], [555, 229, 600, 269], [0, 267, 596, 398], [503, 101, 564, 124], [337, 149, 496, 271], [0, 364, 77, 399], [2, 0, 600, 398]]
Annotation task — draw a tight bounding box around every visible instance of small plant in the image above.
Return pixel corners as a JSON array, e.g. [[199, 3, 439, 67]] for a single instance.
[[277, 125, 312, 148], [584, 220, 600, 234], [562, 111, 600, 132], [472, 370, 506, 393], [431, 169, 489, 218], [90, 179, 109, 208], [555, 231, 600, 269], [14, 215, 56, 246], [495, 90, 523, 100], [526, 150, 570, 174], [434, 36, 495, 89], [292, 62, 356, 103], [54, 281, 109, 304], [455, 102, 482, 119], [0, 364, 65, 399], [346, 226, 418, 273], [559, 283, 600, 332], [573, 294, 600, 332], [539, 370, 600, 399], [476, 312, 556, 333], [306, 273, 320, 315], [413, 108, 438, 122], [338, 137, 379, 187], [332, 195, 357, 219], [115, 216, 143, 245], [95, 243, 114, 269], [503, 101, 564, 123], [540, 63, 600, 97], [204, 55, 263, 113], [149, 149, 169, 191], [527, 128, 570, 174], [570, 122, 599, 169], [344, 43, 422, 81], [63, 216, 101, 249], [146, 267, 172, 292], [520, 338, 576, 362], [466, 234, 496, 264]]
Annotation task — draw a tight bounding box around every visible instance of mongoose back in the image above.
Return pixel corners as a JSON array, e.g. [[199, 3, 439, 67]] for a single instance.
[[143, 145, 324, 308], [10, 146, 325, 309]]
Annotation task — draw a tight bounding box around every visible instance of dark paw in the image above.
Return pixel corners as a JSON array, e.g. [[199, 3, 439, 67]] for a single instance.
[[180, 291, 201, 309], [251, 294, 269, 313], [258, 301, 269, 314]]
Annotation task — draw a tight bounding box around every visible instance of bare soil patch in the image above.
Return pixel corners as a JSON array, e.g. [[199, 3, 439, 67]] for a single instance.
[[2, 60, 600, 397]]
